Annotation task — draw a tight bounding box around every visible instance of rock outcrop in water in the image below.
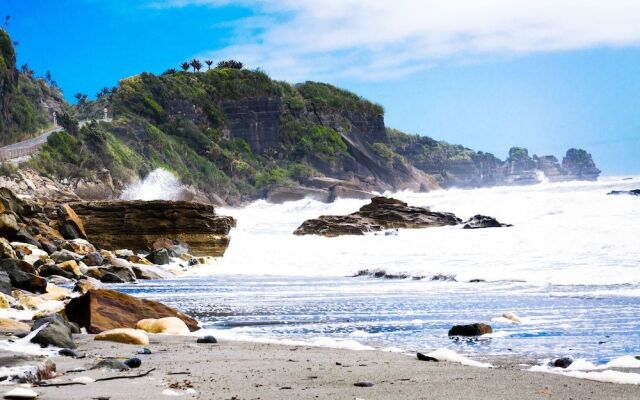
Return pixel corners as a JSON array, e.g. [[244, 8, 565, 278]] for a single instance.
[[463, 215, 512, 229], [294, 197, 461, 237], [607, 189, 640, 196], [62, 200, 235, 257]]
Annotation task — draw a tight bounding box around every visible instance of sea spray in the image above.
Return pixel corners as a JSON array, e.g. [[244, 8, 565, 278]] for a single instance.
[[120, 168, 182, 201]]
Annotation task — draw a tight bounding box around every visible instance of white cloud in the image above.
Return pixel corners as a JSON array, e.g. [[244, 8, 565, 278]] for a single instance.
[[154, 0, 640, 81]]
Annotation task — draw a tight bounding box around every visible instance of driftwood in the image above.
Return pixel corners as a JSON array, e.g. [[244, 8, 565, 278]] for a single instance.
[[35, 368, 156, 387]]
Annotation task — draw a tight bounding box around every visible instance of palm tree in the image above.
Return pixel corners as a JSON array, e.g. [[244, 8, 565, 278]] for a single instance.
[[190, 59, 202, 72], [180, 62, 190, 71], [205, 60, 213, 70]]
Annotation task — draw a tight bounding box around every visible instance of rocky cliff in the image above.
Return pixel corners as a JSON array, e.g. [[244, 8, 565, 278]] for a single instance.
[[0, 29, 67, 145]]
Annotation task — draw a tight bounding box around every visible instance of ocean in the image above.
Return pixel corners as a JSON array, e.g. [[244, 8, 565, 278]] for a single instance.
[[122, 176, 640, 365]]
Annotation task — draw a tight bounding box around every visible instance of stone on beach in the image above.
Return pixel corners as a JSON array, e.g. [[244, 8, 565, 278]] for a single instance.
[[196, 335, 218, 344], [417, 352, 439, 362], [448, 323, 493, 337], [61, 238, 96, 256], [91, 359, 131, 371], [65, 289, 200, 333], [30, 319, 76, 349], [0, 317, 30, 333], [95, 328, 149, 345], [2, 387, 39, 399], [0, 259, 47, 293], [136, 317, 190, 335]]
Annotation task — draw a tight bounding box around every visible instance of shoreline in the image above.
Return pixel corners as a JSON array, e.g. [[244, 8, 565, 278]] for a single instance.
[[4, 334, 639, 400]]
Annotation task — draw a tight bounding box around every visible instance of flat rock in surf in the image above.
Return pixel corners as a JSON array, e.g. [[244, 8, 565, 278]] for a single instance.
[[293, 197, 461, 237], [607, 189, 640, 196], [463, 215, 513, 229]]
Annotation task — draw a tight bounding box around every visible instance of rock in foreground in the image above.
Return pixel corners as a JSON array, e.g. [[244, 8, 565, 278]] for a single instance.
[[64, 200, 235, 257], [294, 197, 461, 237], [65, 289, 199, 334]]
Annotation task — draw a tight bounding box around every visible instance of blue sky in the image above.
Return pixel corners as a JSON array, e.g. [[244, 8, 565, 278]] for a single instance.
[[4, 0, 640, 174]]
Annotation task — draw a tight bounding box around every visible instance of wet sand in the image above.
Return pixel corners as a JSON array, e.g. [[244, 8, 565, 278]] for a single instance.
[[4, 335, 638, 400]]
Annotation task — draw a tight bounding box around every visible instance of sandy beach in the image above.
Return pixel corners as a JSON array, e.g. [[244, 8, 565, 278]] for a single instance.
[[3, 335, 637, 400]]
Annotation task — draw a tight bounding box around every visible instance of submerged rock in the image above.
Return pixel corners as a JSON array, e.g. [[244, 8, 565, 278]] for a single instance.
[[551, 357, 573, 369], [294, 197, 461, 237], [607, 189, 640, 196], [65, 289, 199, 333], [448, 323, 492, 337], [462, 215, 512, 229]]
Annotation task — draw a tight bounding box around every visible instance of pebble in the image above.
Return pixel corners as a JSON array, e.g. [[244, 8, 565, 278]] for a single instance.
[[354, 381, 374, 387], [3, 387, 38, 399], [552, 357, 573, 368], [196, 335, 217, 344], [72, 376, 95, 384], [58, 348, 80, 358], [138, 348, 152, 355], [124, 357, 142, 368], [91, 359, 130, 371]]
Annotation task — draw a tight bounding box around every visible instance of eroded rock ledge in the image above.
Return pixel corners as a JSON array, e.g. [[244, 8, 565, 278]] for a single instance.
[[65, 200, 235, 257]]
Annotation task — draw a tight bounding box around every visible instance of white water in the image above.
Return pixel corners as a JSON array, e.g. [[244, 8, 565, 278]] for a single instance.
[[120, 168, 182, 201], [211, 176, 640, 286]]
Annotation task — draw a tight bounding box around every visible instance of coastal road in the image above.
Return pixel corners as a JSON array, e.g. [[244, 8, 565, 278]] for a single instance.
[[0, 119, 99, 162]]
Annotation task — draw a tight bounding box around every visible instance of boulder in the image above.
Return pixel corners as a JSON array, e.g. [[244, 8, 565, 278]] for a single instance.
[[50, 249, 81, 263], [0, 237, 17, 259], [65, 289, 200, 333], [126, 255, 153, 265], [136, 317, 190, 335], [95, 328, 149, 345], [151, 238, 189, 257], [145, 248, 171, 265], [294, 197, 461, 237], [100, 272, 124, 283], [37, 264, 75, 280], [131, 264, 174, 280], [463, 215, 512, 229], [0, 270, 11, 295], [56, 204, 87, 240], [73, 278, 98, 294], [41, 284, 71, 301], [61, 239, 96, 255], [30, 319, 76, 349], [0, 292, 10, 308], [448, 323, 493, 337], [57, 260, 81, 277], [0, 259, 47, 293], [66, 200, 235, 257], [83, 252, 104, 266], [0, 318, 30, 333], [32, 314, 80, 334], [0, 212, 20, 235]]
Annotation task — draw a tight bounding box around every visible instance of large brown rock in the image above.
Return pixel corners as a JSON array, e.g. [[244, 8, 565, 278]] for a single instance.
[[65, 289, 199, 334], [56, 204, 88, 240], [294, 197, 461, 237], [66, 200, 235, 257]]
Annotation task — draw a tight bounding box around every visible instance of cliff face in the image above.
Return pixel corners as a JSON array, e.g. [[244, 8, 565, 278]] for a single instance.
[[0, 29, 67, 145]]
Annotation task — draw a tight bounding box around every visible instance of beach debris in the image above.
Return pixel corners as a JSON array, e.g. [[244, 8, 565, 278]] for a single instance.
[[353, 381, 374, 387], [416, 352, 438, 362], [91, 359, 130, 371], [124, 358, 142, 369], [3, 387, 38, 399], [35, 369, 156, 387], [196, 335, 217, 344], [95, 328, 150, 345], [137, 317, 190, 335], [448, 323, 492, 337], [551, 357, 573, 369]]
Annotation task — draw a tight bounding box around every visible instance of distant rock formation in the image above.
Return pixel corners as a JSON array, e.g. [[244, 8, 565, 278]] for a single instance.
[[607, 189, 640, 196], [561, 148, 601, 181], [294, 196, 461, 237]]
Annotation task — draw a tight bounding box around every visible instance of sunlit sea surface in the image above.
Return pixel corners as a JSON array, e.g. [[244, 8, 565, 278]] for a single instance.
[[121, 176, 640, 363]]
